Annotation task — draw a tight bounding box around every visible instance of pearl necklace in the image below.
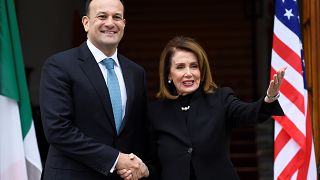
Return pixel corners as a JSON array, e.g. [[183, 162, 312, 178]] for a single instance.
[[181, 106, 190, 111]]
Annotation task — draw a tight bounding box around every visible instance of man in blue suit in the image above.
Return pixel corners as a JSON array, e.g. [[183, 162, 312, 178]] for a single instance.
[[39, 0, 150, 179]]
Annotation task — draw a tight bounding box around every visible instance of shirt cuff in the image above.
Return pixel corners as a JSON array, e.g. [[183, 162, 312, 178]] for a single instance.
[[110, 153, 120, 173]]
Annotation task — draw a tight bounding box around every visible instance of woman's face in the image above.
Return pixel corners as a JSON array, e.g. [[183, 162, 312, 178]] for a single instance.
[[169, 50, 201, 96]]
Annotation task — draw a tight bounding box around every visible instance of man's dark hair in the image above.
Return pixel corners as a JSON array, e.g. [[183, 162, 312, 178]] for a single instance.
[[84, 0, 91, 16], [84, 0, 125, 16]]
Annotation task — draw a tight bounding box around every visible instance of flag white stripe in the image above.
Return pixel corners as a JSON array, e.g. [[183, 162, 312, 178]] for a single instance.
[[0, 95, 28, 180], [304, 90, 308, 113], [273, 1, 318, 179], [278, 94, 306, 135], [271, 50, 304, 95], [307, 139, 317, 179], [273, 17, 301, 56], [305, 91, 318, 180], [274, 138, 300, 179], [292, 171, 298, 179], [24, 122, 42, 179], [274, 121, 282, 139]]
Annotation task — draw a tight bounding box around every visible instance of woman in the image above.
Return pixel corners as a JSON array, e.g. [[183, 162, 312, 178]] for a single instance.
[[148, 36, 285, 180]]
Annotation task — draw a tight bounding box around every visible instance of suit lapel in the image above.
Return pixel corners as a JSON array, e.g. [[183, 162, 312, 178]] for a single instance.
[[77, 43, 117, 132], [117, 55, 134, 133]]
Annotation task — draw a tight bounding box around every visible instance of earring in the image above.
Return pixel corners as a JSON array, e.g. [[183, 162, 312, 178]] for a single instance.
[[168, 79, 172, 83]]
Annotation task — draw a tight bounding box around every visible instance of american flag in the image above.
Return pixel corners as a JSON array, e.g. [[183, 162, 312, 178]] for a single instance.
[[271, 0, 318, 179]]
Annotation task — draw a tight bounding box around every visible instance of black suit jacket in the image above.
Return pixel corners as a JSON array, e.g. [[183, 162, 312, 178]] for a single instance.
[[149, 87, 284, 180], [39, 42, 149, 180]]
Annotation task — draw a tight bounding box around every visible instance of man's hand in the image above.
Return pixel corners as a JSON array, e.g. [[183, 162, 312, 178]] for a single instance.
[[116, 153, 149, 180]]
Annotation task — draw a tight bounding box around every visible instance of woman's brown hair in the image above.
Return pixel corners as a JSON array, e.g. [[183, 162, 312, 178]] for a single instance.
[[157, 36, 217, 99]]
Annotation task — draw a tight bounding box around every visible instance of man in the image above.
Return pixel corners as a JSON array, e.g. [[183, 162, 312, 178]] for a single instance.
[[39, 0, 150, 179]]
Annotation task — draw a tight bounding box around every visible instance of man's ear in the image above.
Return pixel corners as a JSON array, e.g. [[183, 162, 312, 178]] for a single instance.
[[82, 16, 89, 32]]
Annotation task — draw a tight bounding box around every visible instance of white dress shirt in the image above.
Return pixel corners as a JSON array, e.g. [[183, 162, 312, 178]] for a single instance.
[[86, 40, 127, 119], [86, 40, 127, 172]]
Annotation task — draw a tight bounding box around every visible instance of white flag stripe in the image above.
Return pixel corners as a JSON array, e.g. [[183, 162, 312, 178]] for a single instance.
[[24, 122, 42, 172], [271, 50, 304, 95], [304, 90, 309, 112], [274, 17, 301, 56], [305, 93, 318, 180], [273, 1, 317, 178], [292, 171, 298, 180], [278, 94, 306, 135], [0, 161, 28, 180], [0, 95, 28, 180], [307, 139, 317, 179], [274, 138, 300, 179], [274, 121, 282, 139]]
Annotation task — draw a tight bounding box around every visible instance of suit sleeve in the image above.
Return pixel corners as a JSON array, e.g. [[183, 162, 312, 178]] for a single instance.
[[39, 56, 118, 176], [259, 100, 284, 116], [222, 87, 284, 128]]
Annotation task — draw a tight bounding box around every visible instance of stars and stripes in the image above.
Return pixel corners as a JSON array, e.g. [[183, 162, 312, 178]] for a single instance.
[[271, 0, 317, 179]]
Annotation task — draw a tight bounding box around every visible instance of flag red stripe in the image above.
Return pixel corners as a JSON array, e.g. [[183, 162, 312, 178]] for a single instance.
[[272, 1, 317, 179], [274, 129, 290, 159], [274, 116, 305, 148], [297, 106, 312, 179], [278, 149, 304, 180], [272, 34, 302, 74], [271, 68, 305, 113], [280, 80, 304, 113]]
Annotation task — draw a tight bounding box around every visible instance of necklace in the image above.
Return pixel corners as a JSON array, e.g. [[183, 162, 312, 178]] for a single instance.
[[181, 105, 190, 111]]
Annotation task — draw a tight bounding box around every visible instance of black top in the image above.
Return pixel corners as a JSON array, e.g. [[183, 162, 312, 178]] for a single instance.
[[149, 87, 284, 180], [178, 91, 197, 180]]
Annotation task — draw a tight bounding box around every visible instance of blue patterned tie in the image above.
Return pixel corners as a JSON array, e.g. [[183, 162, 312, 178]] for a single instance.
[[102, 58, 122, 133]]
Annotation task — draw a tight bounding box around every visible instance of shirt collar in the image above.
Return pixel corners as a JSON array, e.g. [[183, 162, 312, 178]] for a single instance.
[[86, 39, 120, 67]]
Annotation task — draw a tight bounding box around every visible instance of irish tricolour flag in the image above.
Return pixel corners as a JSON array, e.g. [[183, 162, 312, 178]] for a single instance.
[[0, 0, 42, 179]]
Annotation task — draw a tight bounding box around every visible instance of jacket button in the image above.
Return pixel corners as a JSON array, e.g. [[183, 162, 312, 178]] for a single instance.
[[187, 147, 193, 154]]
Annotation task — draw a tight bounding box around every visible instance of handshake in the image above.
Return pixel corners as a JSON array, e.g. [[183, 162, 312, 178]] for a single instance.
[[116, 153, 149, 180]]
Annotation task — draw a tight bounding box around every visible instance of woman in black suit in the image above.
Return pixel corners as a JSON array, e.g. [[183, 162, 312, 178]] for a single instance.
[[148, 36, 286, 180]]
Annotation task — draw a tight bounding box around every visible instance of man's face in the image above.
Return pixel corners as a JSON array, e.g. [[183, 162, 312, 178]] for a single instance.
[[82, 0, 126, 53]]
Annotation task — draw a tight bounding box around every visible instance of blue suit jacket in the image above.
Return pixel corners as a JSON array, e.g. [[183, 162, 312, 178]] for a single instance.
[[40, 42, 150, 180]]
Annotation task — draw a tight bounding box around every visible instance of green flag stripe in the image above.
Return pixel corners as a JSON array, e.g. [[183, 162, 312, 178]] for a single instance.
[[0, 0, 19, 100], [0, 0, 32, 138]]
